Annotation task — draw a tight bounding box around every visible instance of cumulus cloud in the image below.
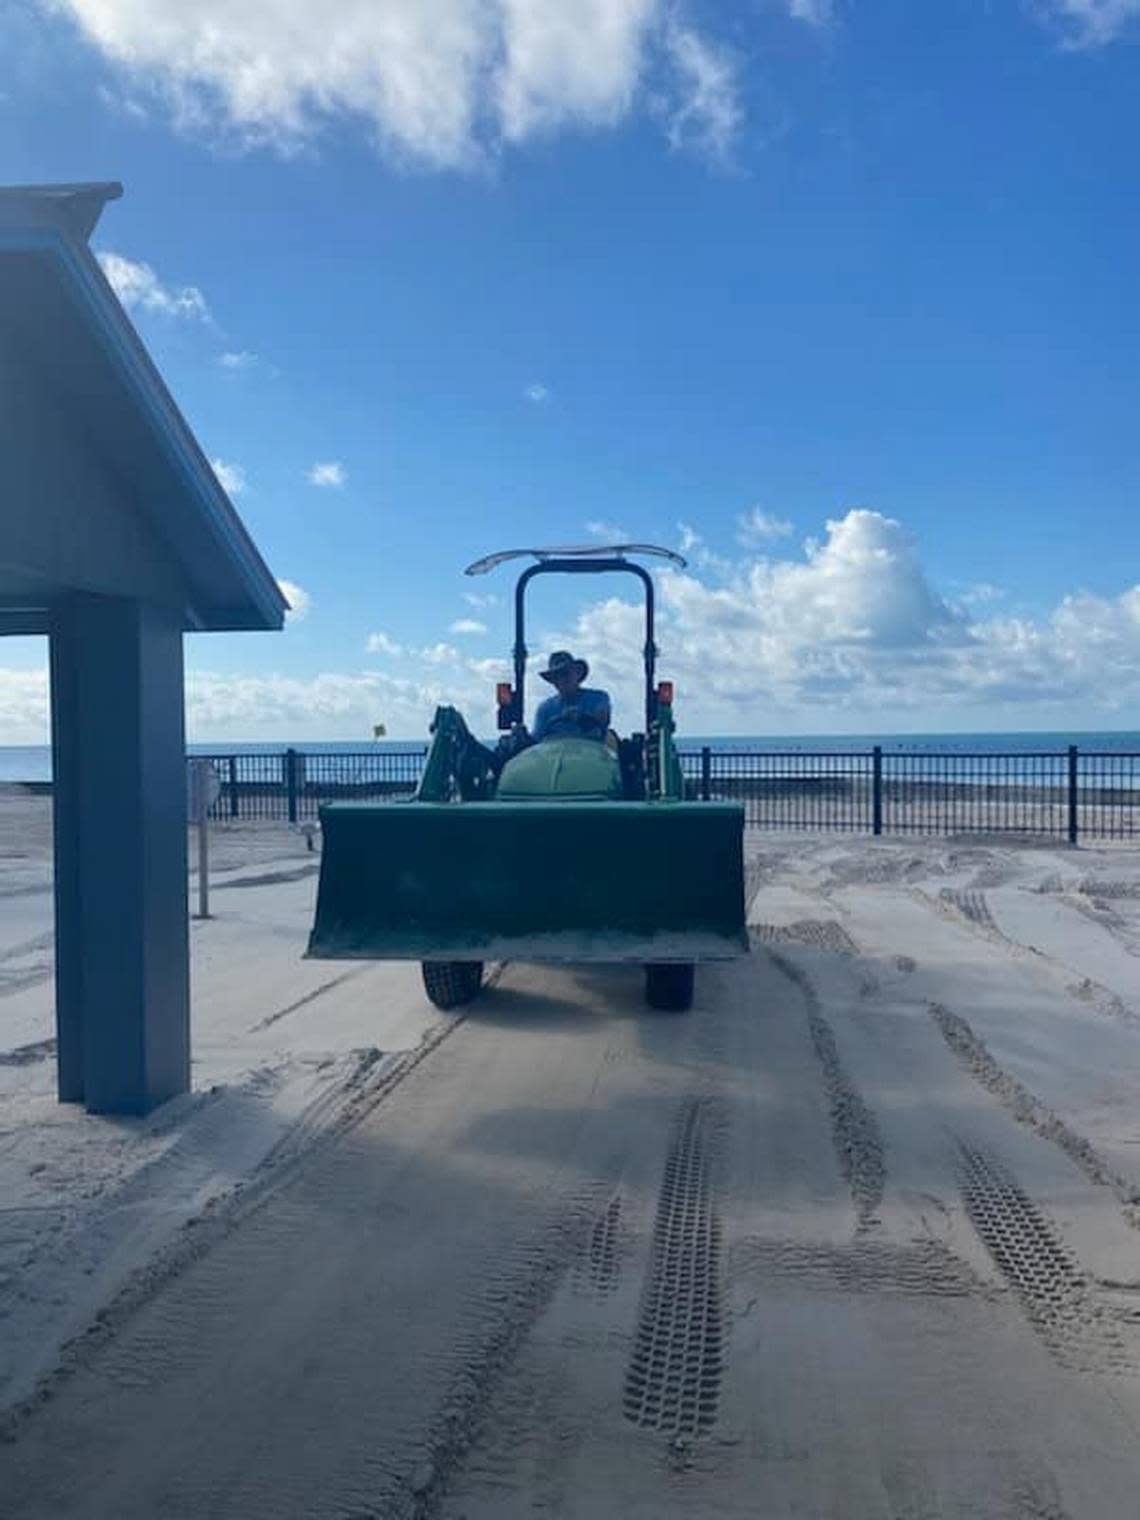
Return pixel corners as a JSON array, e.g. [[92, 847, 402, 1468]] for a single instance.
[[737, 507, 793, 544], [541, 509, 1140, 730], [49, 0, 742, 167], [182, 654, 517, 741], [9, 507, 1140, 741], [1039, 0, 1140, 45], [449, 618, 488, 635], [185, 669, 439, 741], [366, 630, 403, 656], [525, 382, 550, 403], [211, 458, 246, 496], [97, 251, 209, 319], [277, 578, 311, 622], [307, 461, 346, 488]]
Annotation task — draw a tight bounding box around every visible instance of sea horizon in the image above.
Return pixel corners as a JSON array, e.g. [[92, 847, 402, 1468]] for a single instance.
[[2, 728, 1139, 784]]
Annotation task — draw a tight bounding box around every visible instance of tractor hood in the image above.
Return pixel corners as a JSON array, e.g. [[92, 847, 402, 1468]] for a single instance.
[[497, 737, 623, 800]]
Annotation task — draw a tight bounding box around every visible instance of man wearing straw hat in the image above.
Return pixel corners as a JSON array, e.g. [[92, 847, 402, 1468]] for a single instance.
[[532, 650, 612, 742]]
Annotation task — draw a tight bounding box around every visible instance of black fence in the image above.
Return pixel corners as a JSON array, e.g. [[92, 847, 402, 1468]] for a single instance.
[[196, 748, 426, 823], [193, 745, 1140, 842]]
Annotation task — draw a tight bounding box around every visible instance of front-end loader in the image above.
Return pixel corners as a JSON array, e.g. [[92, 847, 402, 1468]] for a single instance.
[[307, 544, 747, 1011]]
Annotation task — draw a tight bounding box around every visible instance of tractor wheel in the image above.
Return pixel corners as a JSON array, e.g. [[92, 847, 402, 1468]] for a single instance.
[[645, 962, 695, 1012], [421, 960, 484, 1010]]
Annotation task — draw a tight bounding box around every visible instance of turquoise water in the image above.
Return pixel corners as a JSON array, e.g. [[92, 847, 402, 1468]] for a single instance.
[[2, 731, 1138, 783]]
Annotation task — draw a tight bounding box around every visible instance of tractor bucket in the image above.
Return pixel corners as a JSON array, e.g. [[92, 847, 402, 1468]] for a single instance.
[[307, 800, 747, 964]]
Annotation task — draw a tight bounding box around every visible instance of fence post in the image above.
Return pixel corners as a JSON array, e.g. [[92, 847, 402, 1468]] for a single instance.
[[285, 747, 299, 824], [700, 746, 711, 802], [872, 745, 883, 836], [1068, 744, 1078, 846], [228, 755, 239, 818]]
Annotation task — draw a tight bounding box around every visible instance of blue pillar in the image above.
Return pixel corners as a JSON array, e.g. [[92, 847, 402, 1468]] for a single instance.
[[50, 594, 190, 1114]]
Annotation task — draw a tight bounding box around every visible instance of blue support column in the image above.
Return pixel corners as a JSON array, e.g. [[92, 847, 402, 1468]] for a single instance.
[[49, 594, 190, 1114]]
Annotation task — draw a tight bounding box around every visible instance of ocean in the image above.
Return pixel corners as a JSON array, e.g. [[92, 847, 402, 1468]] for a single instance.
[[2, 731, 1138, 784]]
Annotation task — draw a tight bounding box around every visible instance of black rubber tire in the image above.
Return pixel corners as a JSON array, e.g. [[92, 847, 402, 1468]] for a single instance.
[[421, 960, 484, 1010], [644, 962, 695, 1012]]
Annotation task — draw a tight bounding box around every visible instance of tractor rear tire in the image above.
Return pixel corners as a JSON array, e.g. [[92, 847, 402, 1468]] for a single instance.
[[645, 962, 695, 1012], [421, 960, 484, 1010]]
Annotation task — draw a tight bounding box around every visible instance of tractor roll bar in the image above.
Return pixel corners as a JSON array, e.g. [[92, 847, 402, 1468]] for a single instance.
[[512, 558, 658, 732]]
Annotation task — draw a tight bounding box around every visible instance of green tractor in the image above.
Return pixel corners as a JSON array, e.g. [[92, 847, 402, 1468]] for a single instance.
[[307, 545, 748, 1011]]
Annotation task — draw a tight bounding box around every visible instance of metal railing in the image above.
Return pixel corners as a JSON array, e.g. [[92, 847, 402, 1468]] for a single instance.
[[195, 748, 426, 823], [191, 745, 1139, 841], [676, 745, 1139, 841]]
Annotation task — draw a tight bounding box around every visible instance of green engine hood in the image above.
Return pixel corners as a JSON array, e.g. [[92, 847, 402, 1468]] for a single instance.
[[497, 737, 623, 800]]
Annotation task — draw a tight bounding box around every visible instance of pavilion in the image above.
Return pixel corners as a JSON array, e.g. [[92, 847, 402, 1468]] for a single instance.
[[0, 182, 288, 1114]]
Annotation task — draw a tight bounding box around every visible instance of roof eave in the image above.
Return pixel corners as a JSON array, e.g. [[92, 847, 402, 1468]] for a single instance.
[[0, 193, 288, 634]]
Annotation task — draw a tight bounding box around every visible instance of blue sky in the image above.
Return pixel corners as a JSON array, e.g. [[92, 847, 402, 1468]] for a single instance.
[[2, 0, 1140, 740]]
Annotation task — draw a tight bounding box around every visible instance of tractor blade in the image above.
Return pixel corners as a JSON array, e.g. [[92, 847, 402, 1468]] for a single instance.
[[307, 800, 747, 963]]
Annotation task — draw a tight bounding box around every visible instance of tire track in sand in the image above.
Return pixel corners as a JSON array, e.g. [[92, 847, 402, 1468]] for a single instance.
[[768, 952, 885, 1232], [915, 888, 1140, 1032], [930, 1003, 1140, 1230], [623, 1099, 725, 1439], [0, 1005, 478, 1438], [957, 1145, 1138, 1375], [404, 1196, 602, 1519], [753, 919, 859, 956]]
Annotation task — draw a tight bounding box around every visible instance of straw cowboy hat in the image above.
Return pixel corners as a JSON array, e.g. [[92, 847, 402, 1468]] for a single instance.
[[539, 650, 589, 684]]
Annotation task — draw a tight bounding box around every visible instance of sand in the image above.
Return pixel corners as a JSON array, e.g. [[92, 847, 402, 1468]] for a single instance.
[[2, 790, 1140, 1515]]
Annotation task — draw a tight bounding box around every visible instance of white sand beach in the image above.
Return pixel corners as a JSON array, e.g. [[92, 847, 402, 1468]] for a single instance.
[[3, 786, 1140, 1514]]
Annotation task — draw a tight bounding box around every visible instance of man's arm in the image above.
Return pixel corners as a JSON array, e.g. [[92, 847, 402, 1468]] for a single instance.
[[533, 695, 553, 741], [582, 690, 611, 737]]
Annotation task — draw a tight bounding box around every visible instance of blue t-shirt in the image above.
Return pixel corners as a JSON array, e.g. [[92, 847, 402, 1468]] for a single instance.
[[533, 687, 611, 742]]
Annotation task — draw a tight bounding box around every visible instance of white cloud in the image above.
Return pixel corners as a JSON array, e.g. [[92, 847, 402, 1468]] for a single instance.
[[675, 520, 733, 577], [449, 618, 488, 635], [183, 656, 517, 741], [542, 508, 1140, 729], [661, 19, 742, 164], [50, 0, 741, 168], [678, 522, 701, 556], [307, 461, 346, 488], [219, 349, 257, 369], [422, 641, 460, 665], [185, 669, 443, 742], [1039, 1, 1140, 45], [211, 458, 246, 496], [277, 578, 311, 622], [586, 519, 630, 542], [737, 507, 793, 545], [0, 667, 50, 743], [467, 655, 512, 683], [525, 382, 550, 403], [464, 591, 500, 609], [11, 507, 1140, 743], [97, 251, 209, 319], [366, 630, 403, 656]]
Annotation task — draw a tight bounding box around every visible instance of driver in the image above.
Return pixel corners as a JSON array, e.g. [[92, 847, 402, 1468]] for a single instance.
[[532, 651, 611, 742]]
